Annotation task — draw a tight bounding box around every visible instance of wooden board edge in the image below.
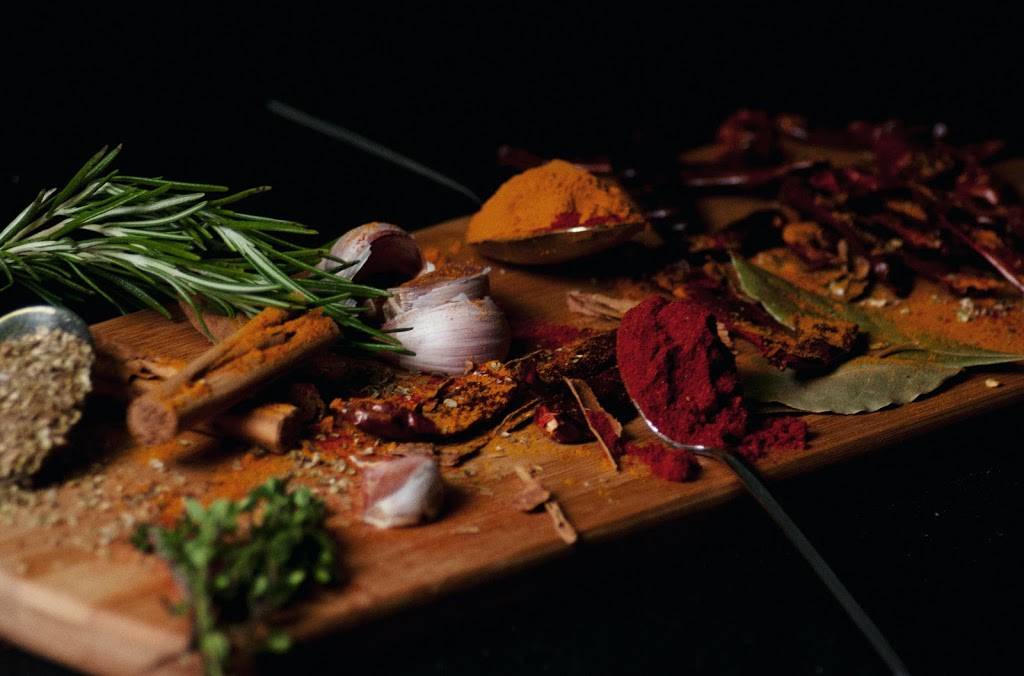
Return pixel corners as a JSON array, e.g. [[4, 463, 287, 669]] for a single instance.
[[0, 566, 190, 675]]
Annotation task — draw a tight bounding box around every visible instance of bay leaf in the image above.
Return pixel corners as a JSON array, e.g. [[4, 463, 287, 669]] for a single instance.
[[737, 352, 962, 414], [730, 253, 1024, 368]]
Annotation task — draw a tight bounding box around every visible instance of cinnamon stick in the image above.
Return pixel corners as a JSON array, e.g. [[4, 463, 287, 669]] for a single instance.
[[127, 308, 338, 446], [95, 355, 318, 453]]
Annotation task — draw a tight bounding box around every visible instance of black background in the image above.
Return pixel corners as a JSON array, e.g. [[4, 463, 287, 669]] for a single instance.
[[2, 5, 1023, 674]]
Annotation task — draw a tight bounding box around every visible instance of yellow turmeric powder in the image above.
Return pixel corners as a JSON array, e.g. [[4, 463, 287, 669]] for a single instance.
[[466, 159, 643, 243]]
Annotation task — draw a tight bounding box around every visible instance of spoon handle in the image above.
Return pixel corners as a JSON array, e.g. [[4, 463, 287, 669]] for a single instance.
[[716, 449, 910, 676]]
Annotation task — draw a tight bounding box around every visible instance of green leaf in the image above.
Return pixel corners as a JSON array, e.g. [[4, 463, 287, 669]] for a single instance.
[[1, 147, 407, 355], [131, 477, 336, 675], [730, 253, 1024, 368], [201, 631, 231, 664], [737, 352, 963, 414], [265, 630, 292, 654], [184, 498, 206, 522]]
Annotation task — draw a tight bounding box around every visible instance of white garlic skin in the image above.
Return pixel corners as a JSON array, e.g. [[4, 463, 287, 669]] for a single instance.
[[362, 455, 444, 529], [384, 266, 491, 320], [382, 297, 510, 375]]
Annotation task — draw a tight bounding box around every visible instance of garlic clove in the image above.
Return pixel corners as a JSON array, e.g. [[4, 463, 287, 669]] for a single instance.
[[385, 263, 491, 320], [319, 222, 424, 284], [382, 297, 511, 375], [361, 454, 444, 528]]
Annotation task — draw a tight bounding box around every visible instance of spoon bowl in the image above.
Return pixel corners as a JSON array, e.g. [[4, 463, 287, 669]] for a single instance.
[[472, 220, 645, 265], [0, 305, 93, 346]]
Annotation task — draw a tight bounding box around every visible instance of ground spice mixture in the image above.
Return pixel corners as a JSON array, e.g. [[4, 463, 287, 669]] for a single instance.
[[466, 159, 644, 243], [0, 327, 94, 481], [617, 296, 748, 446], [616, 296, 807, 452], [753, 247, 1024, 354], [624, 441, 700, 482]]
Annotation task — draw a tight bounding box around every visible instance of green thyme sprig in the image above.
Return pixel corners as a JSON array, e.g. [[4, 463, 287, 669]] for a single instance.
[[132, 478, 338, 676], [0, 146, 402, 352]]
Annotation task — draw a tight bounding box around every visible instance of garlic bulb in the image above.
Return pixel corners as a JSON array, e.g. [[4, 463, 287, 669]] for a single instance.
[[318, 222, 423, 283], [384, 263, 491, 320], [362, 454, 444, 529], [383, 297, 510, 375]]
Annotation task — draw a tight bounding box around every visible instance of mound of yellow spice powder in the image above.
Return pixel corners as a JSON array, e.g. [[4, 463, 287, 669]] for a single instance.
[[466, 159, 643, 243]]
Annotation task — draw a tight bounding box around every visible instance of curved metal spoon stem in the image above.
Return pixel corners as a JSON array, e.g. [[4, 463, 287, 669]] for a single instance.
[[0, 305, 93, 345], [635, 407, 910, 676]]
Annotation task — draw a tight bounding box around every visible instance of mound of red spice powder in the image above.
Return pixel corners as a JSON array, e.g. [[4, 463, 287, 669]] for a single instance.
[[616, 296, 807, 457], [625, 441, 700, 482], [617, 296, 748, 446], [739, 417, 808, 460]]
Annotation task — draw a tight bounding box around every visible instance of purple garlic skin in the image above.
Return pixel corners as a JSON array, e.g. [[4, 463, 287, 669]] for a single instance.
[[362, 455, 444, 529], [319, 222, 424, 284]]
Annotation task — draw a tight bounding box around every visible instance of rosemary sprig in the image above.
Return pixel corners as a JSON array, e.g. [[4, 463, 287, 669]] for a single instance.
[[1, 146, 402, 351], [132, 478, 338, 676]]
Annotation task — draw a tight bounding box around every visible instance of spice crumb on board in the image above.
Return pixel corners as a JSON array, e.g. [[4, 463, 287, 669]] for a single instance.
[[985, 378, 1002, 388]]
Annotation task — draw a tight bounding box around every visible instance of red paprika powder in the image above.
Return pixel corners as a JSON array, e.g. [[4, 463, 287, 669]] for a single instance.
[[625, 441, 700, 482], [616, 296, 807, 455], [617, 296, 748, 446]]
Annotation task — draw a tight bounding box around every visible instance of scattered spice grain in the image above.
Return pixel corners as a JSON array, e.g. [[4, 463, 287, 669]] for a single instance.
[[0, 327, 94, 481]]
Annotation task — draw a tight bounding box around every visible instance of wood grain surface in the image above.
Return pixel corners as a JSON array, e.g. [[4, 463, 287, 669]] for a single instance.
[[2, 216, 1023, 675]]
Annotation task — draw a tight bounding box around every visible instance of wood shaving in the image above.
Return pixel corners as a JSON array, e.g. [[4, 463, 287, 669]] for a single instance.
[[566, 290, 639, 320], [544, 501, 578, 545], [564, 377, 621, 470], [512, 465, 576, 544], [512, 464, 551, 512]]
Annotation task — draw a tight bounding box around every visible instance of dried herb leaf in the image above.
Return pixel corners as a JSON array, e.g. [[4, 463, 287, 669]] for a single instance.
[[731, 253, 1024, 367], [737, 352, 962, 414]]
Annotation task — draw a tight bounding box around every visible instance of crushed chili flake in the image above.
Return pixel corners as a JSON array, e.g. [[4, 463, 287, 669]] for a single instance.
[[533, 398, 587, 444]]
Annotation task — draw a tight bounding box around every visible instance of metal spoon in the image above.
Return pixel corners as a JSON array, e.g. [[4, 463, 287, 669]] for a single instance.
[[0, 305, 93, 346], [472, 220, 645, 265], [632, 404, 910, 676]]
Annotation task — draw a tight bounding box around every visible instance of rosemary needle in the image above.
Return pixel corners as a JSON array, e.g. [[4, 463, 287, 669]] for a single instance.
[[0, 146, 403, 352]]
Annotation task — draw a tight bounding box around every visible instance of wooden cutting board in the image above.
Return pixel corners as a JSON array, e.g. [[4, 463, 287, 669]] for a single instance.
[[2, 216, 1024, 675]]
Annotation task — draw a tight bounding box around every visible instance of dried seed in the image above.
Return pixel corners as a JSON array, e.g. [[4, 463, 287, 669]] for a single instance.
[[0, 327, 94, 481]]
